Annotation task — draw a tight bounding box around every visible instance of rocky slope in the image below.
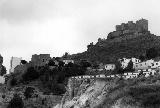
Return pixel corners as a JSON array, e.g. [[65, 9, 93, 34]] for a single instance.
[[55, 74, 160, 108]]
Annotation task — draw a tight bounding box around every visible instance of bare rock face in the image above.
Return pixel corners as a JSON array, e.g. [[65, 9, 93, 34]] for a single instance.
[[57, 79, 111, 108]]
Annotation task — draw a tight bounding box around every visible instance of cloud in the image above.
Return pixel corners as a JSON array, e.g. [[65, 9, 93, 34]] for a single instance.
[[0, 0, 57, 23], [1, 0, 160, 73]]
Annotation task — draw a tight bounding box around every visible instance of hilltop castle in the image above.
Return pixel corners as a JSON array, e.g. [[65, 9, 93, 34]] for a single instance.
[[107, 18, 149, 39]]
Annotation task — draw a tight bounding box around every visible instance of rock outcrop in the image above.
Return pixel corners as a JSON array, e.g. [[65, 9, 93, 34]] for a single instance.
[[55, 75, 160, 108]]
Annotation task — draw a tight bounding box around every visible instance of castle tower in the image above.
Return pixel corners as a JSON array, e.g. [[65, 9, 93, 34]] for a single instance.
[[9, 57, 22, 73], [136, 18, 148, 33]]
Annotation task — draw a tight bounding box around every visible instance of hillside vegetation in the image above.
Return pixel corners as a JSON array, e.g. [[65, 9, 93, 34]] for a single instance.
[[71, 34, 160, 64]]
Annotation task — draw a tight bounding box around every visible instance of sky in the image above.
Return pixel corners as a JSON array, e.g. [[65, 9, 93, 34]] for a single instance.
[[1, 0, 160, 72]]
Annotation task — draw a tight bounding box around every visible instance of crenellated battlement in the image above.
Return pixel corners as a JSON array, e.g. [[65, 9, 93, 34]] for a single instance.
[[107, 19, 149, 40]]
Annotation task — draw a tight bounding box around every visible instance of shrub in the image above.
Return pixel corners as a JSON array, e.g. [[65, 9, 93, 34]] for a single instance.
[[22, 67, 39, 82], [0, 65, 6, 76], [9, 78, 17, 87], [24, 87, 35, 99], [51, 84, 66, 95], [7, 94, 24, 108], [146, 47, 158, 59]]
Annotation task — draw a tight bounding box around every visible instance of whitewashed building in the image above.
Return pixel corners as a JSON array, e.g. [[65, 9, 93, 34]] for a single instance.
[[131, 58, 141, 64], [133, 59, 154, 70], [119, 58, 141, 69], [63, 60, 74, 65], [150, 61, 160, 69], [104, 64, 116, 71]]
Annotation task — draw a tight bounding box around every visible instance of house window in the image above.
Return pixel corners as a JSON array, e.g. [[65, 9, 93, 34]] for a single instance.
[[156, 63, 158, 65], [42, 59, 45, 62]]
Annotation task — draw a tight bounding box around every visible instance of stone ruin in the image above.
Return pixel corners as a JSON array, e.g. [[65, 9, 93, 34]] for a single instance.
[[107, 18, 149, 39]]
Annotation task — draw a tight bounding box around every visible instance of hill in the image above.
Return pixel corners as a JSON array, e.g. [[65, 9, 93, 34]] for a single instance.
[[70, 33, 160, 64], [70, 19, 160, 64]]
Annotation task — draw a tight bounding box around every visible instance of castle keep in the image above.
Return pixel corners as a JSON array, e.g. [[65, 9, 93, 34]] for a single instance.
[[31, 54, 51, 67], [108, 19, 148, 39]]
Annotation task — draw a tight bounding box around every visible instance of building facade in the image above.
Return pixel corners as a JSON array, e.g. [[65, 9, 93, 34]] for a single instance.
[[119, 58, 141, 69], [63, 59, 74, 65], [104, 64, 116, 71], [133, 59, 154, 70], [31, 54, 51, 67], [9, 57, 22, 73]]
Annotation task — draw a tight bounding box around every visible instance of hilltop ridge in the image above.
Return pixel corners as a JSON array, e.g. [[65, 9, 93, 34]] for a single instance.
[[70, 19, 160, 64]]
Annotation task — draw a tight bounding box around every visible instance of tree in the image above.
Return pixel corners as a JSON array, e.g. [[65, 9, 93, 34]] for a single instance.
[[7, 94, 24, 108], [80, 61, 91, 68], [63, 52, 69, 58], [146, 48, 158, 59], [139, 55, 145, 62], [22, 67, 39, 82], [66, 62, 74, 67], [114, 61, 124, 75], [0, 65, 6, 76], [21, 60, 27, 64], [125, 60, 134, 72], [24, 87, 35, 99], [48, 59, 55, 66], [58, 61, 65, 67], [9, 77, 17, 87]]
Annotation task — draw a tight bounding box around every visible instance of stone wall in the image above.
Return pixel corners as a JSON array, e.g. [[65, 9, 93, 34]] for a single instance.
[[108, 19, 149, 40], [31, 54, 51, 67]]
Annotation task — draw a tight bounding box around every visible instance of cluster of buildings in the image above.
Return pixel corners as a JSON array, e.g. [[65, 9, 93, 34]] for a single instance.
[[107, 18, 149, 40], [103, 57, 160, 71], [71, 58, 160, 80], [9, 54, 75, 74], [71, 68, 157, 80]]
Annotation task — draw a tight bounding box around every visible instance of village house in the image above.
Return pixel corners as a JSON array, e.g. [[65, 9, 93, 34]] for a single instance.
[[62, 59, 74, 65], [133, 59, 154, 70], [104, 64, 116, 71], [119, 58, 141, 69], [150, 61, 160, 69]]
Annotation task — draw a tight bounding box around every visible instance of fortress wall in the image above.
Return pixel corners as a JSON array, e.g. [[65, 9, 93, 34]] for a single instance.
[[106, 34, 139, 43]]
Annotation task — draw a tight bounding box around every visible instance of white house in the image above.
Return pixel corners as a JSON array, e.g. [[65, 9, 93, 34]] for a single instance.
[[63, 60, 74, 65], [133, 59, 154, 70], [119, 58, 141, 69], [104, 64, 116, 71], [150, 61, 160, 69], [131, 58, 141, 64]]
